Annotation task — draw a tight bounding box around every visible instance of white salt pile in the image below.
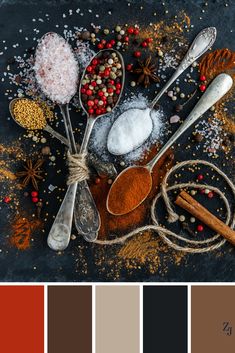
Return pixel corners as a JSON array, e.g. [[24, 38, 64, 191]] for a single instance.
[[89, 94, 164, 163], [34, 32, 79, 104], [107, 108, 153, 155]]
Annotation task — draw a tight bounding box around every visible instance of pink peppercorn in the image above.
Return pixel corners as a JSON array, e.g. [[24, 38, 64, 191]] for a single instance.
[[197, 174, 204, 181], [197, 224, 204, 232]]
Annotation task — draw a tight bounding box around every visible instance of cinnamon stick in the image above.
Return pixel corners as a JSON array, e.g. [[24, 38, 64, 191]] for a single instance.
[[175, 190, 235, 246]]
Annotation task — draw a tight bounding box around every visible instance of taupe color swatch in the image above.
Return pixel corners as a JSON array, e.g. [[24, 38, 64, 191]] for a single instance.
[[48, 286, 92, 353], [192, 286, 235, 353], [96, 286, 140, 353]]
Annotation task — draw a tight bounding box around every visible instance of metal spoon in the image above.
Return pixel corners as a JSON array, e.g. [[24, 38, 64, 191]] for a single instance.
[[33, 32, 100, 250], [107, 73, 233, 215], [107, 27, 217, 156], [9, 97, 68, 142], [74, 48, 125, 235]]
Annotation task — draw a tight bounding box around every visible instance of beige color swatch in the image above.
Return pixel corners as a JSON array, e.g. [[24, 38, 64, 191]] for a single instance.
[[192, 286, 235, 353], [96, 286, 140, 353]]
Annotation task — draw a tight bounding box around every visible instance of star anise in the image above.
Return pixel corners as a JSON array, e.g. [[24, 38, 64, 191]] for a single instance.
[[16, 159, 44, 190], [134, 56, 160, 87]]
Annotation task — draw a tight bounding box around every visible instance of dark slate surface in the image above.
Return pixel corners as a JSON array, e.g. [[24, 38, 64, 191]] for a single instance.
[[0, 0, 234, 282]]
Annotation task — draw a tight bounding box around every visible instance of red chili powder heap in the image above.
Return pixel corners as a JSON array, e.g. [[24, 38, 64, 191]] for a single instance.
[[90, 146, 174, 240]]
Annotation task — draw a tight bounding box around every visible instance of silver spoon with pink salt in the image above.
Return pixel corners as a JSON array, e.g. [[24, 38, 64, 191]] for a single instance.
[[107, 27, 217, 156], [34, 32, 100, 250]]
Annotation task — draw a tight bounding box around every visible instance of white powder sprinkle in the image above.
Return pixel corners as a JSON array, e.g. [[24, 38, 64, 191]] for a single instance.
[[34, 32, 79, 104], [90, 94, 164, 163]]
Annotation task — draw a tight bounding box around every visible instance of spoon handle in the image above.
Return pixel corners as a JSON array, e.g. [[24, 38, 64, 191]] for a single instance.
[[147, 73, 233, 170], [73, 117, 101, 239], [47, 104, 78, 251], [44, 124, 68, 145], [149, 27, 217, 110]]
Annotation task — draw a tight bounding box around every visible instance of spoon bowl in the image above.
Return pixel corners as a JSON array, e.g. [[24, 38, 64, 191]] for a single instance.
[[107, 165, 152, 215], [9, 97, 47, 130]]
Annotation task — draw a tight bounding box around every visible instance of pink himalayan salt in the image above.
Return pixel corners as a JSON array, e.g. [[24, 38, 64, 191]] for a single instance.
[[34, 32, 79, 104]]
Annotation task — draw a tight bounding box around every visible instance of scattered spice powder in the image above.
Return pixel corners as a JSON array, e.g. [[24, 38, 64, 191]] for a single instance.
[[199, 48, 235, 81], [199, 49, 235, 136], [10, 215, 42, 250], [92, 231, 186, 280]]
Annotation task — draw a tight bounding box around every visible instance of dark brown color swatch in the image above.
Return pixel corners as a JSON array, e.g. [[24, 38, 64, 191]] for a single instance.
[[192, 286, 235, 353], [48, 286, 92, 353]]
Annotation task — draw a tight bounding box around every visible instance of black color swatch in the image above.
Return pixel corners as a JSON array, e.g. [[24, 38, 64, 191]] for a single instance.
[[143, 286, 187, 353]]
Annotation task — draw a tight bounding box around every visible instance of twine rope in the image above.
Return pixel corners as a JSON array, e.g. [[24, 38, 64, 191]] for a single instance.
[[94, 160, 235, 253], [67, 151, 89, 185]]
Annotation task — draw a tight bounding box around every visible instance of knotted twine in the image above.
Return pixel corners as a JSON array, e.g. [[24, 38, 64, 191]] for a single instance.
[[67, 151, 89, 185], [94, 160, 235, 254]]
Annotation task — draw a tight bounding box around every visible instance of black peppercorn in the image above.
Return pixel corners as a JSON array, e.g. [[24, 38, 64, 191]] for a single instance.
[[81, 31, 91, 40], [194, 132, 204, 142]]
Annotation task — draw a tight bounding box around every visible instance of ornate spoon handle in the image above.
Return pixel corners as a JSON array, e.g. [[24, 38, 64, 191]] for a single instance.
[[150, 27, 217, 109], [148, 74, 233, 170]]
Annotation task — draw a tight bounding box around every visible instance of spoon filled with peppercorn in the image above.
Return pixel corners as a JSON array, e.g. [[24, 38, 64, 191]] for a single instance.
[[74, 48, 125, 233], [107, 73, 233, 215], [107, 27, 217, 156]]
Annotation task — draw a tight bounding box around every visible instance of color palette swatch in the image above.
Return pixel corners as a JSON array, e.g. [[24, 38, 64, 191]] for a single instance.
[[0, 285, 234, 352], [48, 286, 92, 353], [144, 286, 187, 353], [96, 286, 140, 353], [0, 286, 44, 353], [192, 286, 235, 353]]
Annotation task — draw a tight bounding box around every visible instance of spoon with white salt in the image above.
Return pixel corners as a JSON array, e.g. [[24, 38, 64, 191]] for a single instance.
[[107, 27, 217, 156], [34, 32, 100, 250]]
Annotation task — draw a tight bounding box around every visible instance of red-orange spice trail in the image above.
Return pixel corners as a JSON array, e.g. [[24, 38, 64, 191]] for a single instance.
[[10, 216, 42, 250]]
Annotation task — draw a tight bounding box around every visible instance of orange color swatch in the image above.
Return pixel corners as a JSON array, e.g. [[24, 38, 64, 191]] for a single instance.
[[0, 286, 44, 353]]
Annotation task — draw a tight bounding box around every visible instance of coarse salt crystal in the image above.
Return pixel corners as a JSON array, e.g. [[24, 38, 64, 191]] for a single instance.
[[34, 32, 79, 104]]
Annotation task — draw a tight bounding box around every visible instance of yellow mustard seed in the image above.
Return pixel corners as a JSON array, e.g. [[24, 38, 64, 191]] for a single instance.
[[13, 98, 47, 130]]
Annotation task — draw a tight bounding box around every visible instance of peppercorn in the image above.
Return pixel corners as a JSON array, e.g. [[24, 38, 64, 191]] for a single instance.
[[199, 84, 206, 92], [194, 132, 204, 142], [197, 224, 204, 232], [81, 30, 91, 40], [134, 51, 141, 57], [31, 191, 38, 197], [175, 104, 183, 112]]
